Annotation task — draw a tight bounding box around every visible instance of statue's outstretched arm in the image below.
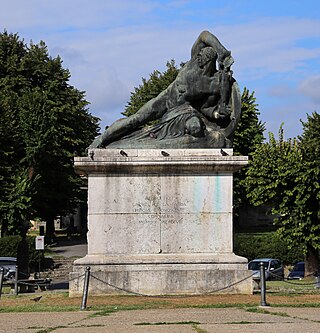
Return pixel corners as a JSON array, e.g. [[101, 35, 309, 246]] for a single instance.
[[89, 88, 170, 148], [191, 31, 233, 69]]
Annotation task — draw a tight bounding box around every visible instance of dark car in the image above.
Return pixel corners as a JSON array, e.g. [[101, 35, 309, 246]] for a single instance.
[[287, 262, 305, 280], [248, 258, 284, 281], [0, 257, 17, 281]]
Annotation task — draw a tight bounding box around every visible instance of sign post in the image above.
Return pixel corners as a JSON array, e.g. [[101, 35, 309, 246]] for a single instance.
[[35, 236, 45, 278]]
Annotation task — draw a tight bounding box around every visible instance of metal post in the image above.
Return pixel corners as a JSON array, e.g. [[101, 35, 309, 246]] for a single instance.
[[315, 274, 320, 289], [260, 261, 268, 306], [38, 250, 42, 278], [80, 266, 91, 310], [0, 268, 4, 299], [14, 265, 19, 296]]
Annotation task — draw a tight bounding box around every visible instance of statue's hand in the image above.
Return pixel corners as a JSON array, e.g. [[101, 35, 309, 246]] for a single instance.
[[88, 118, 130, 150]]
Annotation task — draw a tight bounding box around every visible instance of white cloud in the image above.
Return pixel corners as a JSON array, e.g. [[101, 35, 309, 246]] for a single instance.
[[1, 2, 320, 137], [298, 75, 320, 103], [1, 1, 157, 31], [224, 17, 320, 80]]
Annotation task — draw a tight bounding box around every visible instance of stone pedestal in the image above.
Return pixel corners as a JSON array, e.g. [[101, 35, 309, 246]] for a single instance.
[[70, 149, 252, 295]]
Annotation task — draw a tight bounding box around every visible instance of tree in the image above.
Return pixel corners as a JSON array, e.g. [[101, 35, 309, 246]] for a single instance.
[[232, 88, 265, 221], [0, 31, 100, 237], [245, 117, 320, 275], [233, 88, 265, 156], [122, 59, 180, 118], [297, 112, 320, 273]]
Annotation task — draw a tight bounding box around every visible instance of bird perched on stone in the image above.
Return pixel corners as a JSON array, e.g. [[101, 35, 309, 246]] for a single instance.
[[31, 296, 42, 302], [161, 151, 170, 157], [120, 150, 128, 157], [220, 149, 229, 156]]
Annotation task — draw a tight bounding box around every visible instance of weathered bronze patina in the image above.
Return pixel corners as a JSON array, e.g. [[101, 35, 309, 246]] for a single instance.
[[90, 31, 241, 149]]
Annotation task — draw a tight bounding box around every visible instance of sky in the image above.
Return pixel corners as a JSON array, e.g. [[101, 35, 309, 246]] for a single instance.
[[1, 0, 320, 139]]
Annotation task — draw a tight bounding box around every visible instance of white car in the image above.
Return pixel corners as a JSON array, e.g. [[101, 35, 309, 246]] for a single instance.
[[248, 258, 284, 281]]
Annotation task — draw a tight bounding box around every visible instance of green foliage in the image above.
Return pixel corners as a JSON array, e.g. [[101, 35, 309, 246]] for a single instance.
[[234, 232, 303, 265], [245, 115, 320, 272], [233, 88, 265, 156], [0, 30, 100, 235], [122, 59, 180, 117], [233, 88, 265, 221], [0, 235, 37, 267], [1, 169, 40, 234]]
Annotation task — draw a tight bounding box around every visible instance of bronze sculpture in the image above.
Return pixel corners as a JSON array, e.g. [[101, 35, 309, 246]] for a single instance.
[[90, 31, 241, 149]]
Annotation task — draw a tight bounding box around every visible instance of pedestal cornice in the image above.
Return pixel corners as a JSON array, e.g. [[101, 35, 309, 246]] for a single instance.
[[75, 149, 248, 175]]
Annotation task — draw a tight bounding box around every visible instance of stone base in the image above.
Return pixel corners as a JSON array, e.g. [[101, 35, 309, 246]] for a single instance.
[[71, 149, 252, 296], [69, 253, 252, 296]]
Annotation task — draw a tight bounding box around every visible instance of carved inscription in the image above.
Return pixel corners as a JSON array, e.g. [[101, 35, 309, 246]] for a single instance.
[[161, 214, 183, 225], [133, 195, 189, 213], [137, 214, 158, 224], [162, 195, 188, 213]]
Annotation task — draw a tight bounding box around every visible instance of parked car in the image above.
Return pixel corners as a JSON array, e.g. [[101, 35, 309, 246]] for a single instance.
[[0, 257, 17, 281], [248, 258, 284, 281], [287, 262, 305, 280]]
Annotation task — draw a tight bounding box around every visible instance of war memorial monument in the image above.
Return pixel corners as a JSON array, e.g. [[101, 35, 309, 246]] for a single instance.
[[70, 31, 252, 295]]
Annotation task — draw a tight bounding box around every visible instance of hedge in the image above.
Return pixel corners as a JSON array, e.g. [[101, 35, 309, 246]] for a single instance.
[[0, 235, 39, 269], [234, 232, 304, 265], [0, 232, 303, 270]]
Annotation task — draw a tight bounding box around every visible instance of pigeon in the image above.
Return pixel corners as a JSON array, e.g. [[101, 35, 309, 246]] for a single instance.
[[89, 150, 94, 160], [120, 150, 128, 157], [149, 132, 157, 138], [220, 149, 229, 156], [161, 151, 170, 157], [31, 296, 42, 302]]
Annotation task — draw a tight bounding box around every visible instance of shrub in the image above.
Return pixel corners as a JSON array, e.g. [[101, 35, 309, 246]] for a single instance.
[[0, 235, 38, 269], [234, 232, 304, 265]]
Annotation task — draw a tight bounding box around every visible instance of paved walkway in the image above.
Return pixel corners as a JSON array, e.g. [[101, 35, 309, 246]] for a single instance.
[[49, 236, 87, 258], [25, 239, 318, 332], [1, 307, 320, 333]]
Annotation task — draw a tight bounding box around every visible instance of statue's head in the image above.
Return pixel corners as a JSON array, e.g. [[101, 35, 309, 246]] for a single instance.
[[197, 47, 217, 70]]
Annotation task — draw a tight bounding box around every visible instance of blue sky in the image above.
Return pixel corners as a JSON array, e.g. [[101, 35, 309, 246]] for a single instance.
[[1, 0, 320, 139]]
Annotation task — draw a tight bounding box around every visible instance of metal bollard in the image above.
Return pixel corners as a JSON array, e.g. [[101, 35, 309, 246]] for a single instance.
[[0, 268, 4, 299], [14, 265, 19, 296], [259, 262, 268, 306], [80, 267, 91, 310]]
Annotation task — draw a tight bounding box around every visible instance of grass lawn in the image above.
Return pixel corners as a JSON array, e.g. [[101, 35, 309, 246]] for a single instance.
[[267, 279, 320, 293], [0, 286, 319, 313]]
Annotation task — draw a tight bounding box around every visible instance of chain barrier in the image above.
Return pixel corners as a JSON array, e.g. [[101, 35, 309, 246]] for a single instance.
[[269, 270, 319, 286], [16, 272, 86, 287], [90, 272, 255, 298], [61, 272, 87, 283], [0, 272, 87, 297]]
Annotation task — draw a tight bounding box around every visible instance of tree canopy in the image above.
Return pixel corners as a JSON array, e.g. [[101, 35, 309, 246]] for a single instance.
[[232, 88, 265, 220], [123, 59, 181, 118], [245, 113, 320, 274], [233, 88, 265, 156], [0, 31, 100, 236]]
